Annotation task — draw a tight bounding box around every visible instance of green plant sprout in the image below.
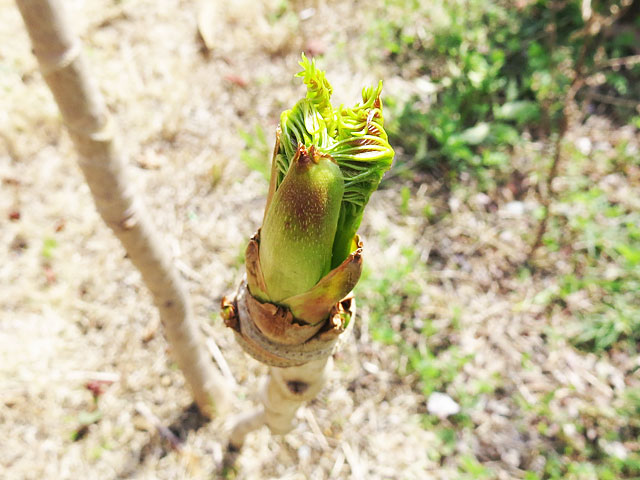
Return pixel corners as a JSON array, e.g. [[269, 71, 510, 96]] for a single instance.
[[248, 54, 394, 323], [221, 57, 395, 460]]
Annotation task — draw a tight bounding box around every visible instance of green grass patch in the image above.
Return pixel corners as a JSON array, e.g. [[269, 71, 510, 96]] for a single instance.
[[357, 244, 473, 402], [238, 124, 271, 181], [374, 0, 639, 183], [540, 184, 640, 353]]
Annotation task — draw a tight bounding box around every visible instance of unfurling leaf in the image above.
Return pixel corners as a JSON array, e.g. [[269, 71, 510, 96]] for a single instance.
[[252, 54, 394, 324]]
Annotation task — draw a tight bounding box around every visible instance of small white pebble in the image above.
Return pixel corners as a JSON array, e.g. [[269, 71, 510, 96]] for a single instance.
[[503, 201, 525, 217], [362, 361, 379, 374], [602, 441, 628, 460], [427, 392, 460, 418], [299, 8, 315, 20], [502, 449, 521, 467], [562, 423, 577, 437], [576, 137, 592, 155], [474, 193, 491, 207], [448, 197, 461, 212], [298, 445, 311, 462]]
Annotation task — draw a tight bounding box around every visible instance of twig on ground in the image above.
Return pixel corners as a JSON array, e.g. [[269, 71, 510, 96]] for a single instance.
[[206, 338, 237, 387], [301, 406, 330, 450], [342, 442, 364, 480], [135, 401, 183, 452]]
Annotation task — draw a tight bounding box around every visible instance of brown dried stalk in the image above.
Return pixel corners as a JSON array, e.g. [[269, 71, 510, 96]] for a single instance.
[[529, 0, 636, 260], [15, 0, 230, 417], [528, 12, 593, 261]]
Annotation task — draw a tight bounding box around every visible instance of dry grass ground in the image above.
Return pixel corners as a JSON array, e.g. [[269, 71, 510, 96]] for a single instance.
[[1, 1, 638, 479]]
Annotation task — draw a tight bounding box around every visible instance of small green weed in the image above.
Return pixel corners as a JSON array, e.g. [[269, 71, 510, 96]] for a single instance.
[[357, 244, 471, 400], [42, 237, 58, 260], [548, 185, 640, 353], [457, 454, 494, 479], [238, 124, 271, 180], [357, 245, 421, 345], [515, 383, 640, 480]]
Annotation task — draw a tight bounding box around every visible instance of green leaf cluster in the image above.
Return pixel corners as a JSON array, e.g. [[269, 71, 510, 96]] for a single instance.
[[274, 54, 394, 267]]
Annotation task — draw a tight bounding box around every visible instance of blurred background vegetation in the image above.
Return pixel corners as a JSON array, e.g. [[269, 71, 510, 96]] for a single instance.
[[239, 1, 639, 477], [351, 0, 639, 478], [378, 0, 639, 181]]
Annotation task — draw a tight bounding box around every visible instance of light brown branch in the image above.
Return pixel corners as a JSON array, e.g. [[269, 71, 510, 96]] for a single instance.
[[15, 0, 230, 417]]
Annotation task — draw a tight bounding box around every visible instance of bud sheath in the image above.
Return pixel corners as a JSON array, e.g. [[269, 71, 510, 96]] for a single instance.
[[259, 144, 344, 302]]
